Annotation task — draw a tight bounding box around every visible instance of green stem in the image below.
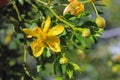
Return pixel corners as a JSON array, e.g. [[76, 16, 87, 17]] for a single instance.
[[24, 46, 27, 63], [49, 7, 74, 28], [35, 0, 75, 29], [70, 33, 84, 50], [23, 46, 36, 80], [11, 1, 22, 21], [73, 27, 83, 32], [92, 2, 99, 17], [25, 0, 38, 10], [82, 1, 89, 4]]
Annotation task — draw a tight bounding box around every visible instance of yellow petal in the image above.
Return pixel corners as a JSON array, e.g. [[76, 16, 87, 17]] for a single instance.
[[43, 16, 51, 33], [63, 5, 70, 15], [33, 26, 43, 34], [23, 28, 38, 38], [47, 25, 64, 36], [63, 1, 84, 15], [68, 0, 75, 2], [27, 35, 33, 38], [46, 36, 61, 52], [31, 38, 45, 57]]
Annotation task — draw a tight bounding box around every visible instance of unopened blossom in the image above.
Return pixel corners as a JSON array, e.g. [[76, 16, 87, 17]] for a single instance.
[[81, 28, 91, 37]]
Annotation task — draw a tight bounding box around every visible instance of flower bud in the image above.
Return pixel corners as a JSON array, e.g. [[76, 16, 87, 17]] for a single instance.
[[82, 28, 91, 37], [88, 0, 94, 4], [112, 65, 120, 73], [82, 53, 87, 59], [59, 57, 68, 64], [95, 16, 106, 28], [77, 49, 85, 54]]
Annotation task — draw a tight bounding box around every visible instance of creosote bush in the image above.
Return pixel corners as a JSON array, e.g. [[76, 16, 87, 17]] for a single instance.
[[0, 0, 106, 80]]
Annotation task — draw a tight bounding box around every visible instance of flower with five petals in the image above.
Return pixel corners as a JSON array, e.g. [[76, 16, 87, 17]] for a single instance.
[[23, 16, 64, 57], [63, 0, 84, 15]]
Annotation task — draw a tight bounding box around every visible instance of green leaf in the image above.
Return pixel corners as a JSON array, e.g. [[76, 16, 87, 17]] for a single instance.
[[56, 77, 63, 80], [53, 56, 60, 74], [75, 33, 86, 48], [82, 21, 96, 27], [98, 28, 104, 32], [89, 36, 95, 44], [67, 70, 73, 79], [46, 47, 51, 57], [69, 62, 82, 72], [94, 33, 102, 37], [30, 23, 37, 29], [24, 23, 31, 28], [61, 64, 67, 74], [84, 38, 92, 48], [18, 0, 24, 5], [69, 17, 77, 20], [37, 65, 41, 72], [9, 60, 16, 66], [53, 61, 57, 74]]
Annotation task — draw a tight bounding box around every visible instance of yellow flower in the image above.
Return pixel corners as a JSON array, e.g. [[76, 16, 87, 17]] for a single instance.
[[63, 0, 84, 15], [23, 16, 64, 57]]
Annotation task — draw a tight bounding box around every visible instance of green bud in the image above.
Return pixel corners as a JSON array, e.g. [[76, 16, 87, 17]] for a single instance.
[[59, 57, 68, 64], [95, 16, 106, 28], [82, 28, 91, 37]]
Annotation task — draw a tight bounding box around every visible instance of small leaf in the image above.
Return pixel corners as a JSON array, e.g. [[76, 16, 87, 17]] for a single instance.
[[98, 28, 104, 32], [75, 33, 86, 48], [30, 23, 37, 29], [53, 57, 60, 74], [94, 33, 102, 37], [89, 36, 95, 44], [82, 21, 95, 26], [56, 77, 63, 80], [18, 0, 24, 5], [69, 17, 77, 20], [37, 65, 41, 72], [46, 47, 51, 57], [67, 70, 73, 79], [61, 64, 67, 74], [69, 62, 82, 72]]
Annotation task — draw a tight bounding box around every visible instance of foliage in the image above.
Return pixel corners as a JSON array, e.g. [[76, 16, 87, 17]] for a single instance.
[[0, 0, 107, 80]]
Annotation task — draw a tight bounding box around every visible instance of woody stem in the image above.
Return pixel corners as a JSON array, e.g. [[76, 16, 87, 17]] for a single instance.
[[11, 1, 22, 21]]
